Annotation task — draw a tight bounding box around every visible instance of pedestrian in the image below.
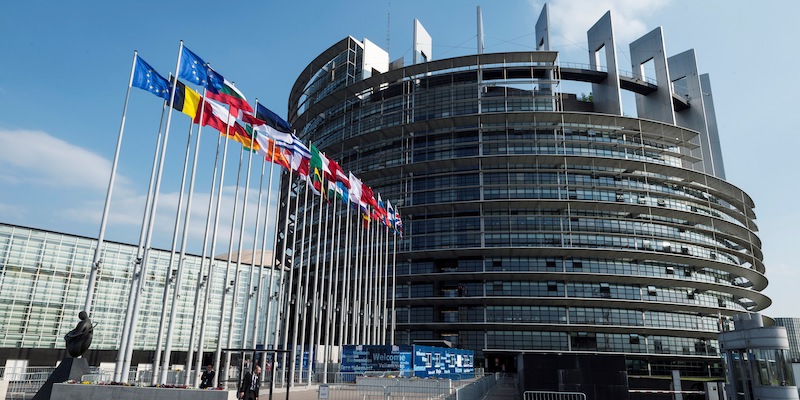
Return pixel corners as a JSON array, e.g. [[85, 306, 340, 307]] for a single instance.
[[239, 365, 261, 400], [200, 364, 215, 389]]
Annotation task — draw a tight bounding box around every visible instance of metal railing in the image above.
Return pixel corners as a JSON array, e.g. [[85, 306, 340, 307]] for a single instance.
[[319, 384, 454, 400], [1, 367, 58, 400], [315, 370, 483, 385], [453, 373, 497, 400], [523, 390, 587, 400]]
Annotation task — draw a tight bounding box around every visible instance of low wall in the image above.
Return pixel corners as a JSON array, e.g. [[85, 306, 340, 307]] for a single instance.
[[50, 383, 237, 400]]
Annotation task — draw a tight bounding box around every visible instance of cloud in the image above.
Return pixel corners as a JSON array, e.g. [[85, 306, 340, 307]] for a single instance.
[[0, 129, 129, 191], [530, 0, 670, 52], [0, 202, 26, 220], [59, 181, 280, 255], [0, 127, 280, 254]]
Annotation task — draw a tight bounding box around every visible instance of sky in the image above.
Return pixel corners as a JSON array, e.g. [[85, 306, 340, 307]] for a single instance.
[[0, 0, 797, 317]]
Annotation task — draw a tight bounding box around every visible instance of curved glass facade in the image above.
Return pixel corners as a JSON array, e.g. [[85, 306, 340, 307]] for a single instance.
[[288, 35, 767, 377]]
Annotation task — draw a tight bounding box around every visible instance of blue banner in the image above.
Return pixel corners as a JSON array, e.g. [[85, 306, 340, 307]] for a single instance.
[[341, 344, 474, 380], [342, 345, 413, 376]]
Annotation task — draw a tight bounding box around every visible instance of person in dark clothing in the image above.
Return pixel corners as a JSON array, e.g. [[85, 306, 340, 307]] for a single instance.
[[238, 365, 261, 400], [199, 365, 215, 389]]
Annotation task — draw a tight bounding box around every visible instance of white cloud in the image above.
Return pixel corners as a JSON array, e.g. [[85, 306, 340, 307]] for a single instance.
[[0, 127, 280, 254], [762, 261, 800, 317], [0, 202, 26, 220], [0, 129, 127, 191], [530, 0, 670, 52], [59, 181, 280, 255]]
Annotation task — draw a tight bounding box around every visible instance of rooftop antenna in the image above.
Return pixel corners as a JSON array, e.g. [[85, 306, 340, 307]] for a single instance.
[[477, 6, 484, 54], [386, 0, 391, 54]]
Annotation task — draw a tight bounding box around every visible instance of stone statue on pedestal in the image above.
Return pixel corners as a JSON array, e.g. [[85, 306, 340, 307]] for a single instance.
[[64, 311, 94, 358]]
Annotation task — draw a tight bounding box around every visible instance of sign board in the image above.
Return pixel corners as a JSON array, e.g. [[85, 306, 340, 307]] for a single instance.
[[341, 344, 474, 380], [341, 345, 413, 375], [319, 384, 329, 399]]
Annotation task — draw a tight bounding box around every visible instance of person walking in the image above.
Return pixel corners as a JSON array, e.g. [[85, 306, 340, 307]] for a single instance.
[[238, 365, 261, 400]]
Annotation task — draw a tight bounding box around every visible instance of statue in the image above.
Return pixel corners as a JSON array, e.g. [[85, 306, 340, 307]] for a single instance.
[[64, 311, 93, 357]]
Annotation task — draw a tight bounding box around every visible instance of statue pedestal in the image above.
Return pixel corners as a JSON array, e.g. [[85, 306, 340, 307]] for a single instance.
[[32, 358, 91, 400]]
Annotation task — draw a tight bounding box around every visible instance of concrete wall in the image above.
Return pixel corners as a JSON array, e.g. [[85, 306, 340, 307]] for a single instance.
[[50, 383, 236, 400]]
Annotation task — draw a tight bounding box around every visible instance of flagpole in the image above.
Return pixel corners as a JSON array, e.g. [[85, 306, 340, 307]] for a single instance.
[[208, 127, 233, 388], [374, 221, 384, 343], [364, 213, 373, 343], [247, 99, 269, 356], [86, 50, 138, 315], [363, 220, 373, 344], [287, 181, 310, 387], [372, 220, 382, 343], [321, 191, 338, 383], [352, 213, 363, 344], [293, 180, 314, 387], [351, 210, 361, 344], [257, 137, 278, 377], [381, 220, 390, 343], [247, 153, 266, 346], [183, 91, 212, 386], [307, 186, 327, 385], [161, 107, 206, 383], [119, 40, 186, 382], [376, 218, 384, 343], [113, 101, 167, 382], [366, 220, 377, 343], [275, 171, 295, 386], [229, 98, 258, 373], [186, 114, 221, 386], [348, 211, 359, 345], [337, 195, 352, 350], [361, 218, 372, 343], [152, 113, 195, 384], [390, 212, 398, 345], [275, 167, 296, 388], [217, 142, 245, 387]]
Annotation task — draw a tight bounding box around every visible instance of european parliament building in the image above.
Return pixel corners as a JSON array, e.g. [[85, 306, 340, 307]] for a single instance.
[[287, 6, 769, 377], [0, 222, 280, 370], [0, 5, 771, 381]]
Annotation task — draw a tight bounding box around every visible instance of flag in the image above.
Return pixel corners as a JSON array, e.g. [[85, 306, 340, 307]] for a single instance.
[[256, 136, 290, 169], [294, 155, 310, 180], [256, 104, 292, 133], [195, 98, 234, 132], [348, 173, 363, 211], [170, 78, 201, 119], [386, 200, 395, 228], [178, 46, 224, 93], [336, 181, 350, 204], [309, 144, 330, 195], [395, 209, 403, 237], [327, 180, 347, 204], [327, 159, 349, 188], [195, 99, 257, 150], [241, 112, 265, 126], [207, 78, 253, 114], [253, 104, 297, 153], [359, 183, 373, 221], [132, 56, 170, 100], [289, 140, 312, 173], [376, 193, 388, 226], [361, 183, 377, 208]]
